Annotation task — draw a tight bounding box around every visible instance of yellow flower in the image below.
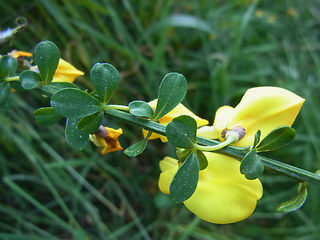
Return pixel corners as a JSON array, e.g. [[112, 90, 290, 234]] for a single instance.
[[89, 126, 123, 155], [143, 99, 209, 142], [158, 152, 263, 224], [198, 87, 305, 147]]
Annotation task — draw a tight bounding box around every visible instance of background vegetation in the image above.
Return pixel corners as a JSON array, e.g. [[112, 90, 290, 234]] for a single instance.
[[1, 0, 320, 239]]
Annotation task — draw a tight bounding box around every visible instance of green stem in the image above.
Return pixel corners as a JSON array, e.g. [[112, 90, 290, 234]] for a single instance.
[[104, 104, 130, 112], [5, 76, 20, 82], [104, 108, 320, 185]]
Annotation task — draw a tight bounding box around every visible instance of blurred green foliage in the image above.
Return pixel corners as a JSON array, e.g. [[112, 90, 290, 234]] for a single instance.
[[1, 0, 320, 239]]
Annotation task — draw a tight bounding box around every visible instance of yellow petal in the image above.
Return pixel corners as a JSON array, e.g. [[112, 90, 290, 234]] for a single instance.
[[226, 87, 305, 147], [8, 50, 33, 58], [197, 126, 220, 139], [158, 157, 179, 194], [52, 59, 84, 83], [158, 152, 263, 224], [197, 106, 235, 140], [143, 99, 209, 142]]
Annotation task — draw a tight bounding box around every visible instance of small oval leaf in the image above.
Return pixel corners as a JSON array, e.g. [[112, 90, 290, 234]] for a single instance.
[[20, 70, 42, 89], [90, 63, 120, 103], [34, 107, 63, 126], [1, 55, 18, 77], [51, 88, 102, 119], [240, 149, 264, 180], [65, 118, 89, 150], [35, 41, 60, 83], [166, 115, 197, 148], [170, 152, 199, 203], [196, 150, 208, 170], [77, 112, 103, 134], [124, 139, 148, 157], [154, 72, 187, 120], [276, 182, 307, 213], [129, 100, 154, 119], [256, 126, 296, 152]]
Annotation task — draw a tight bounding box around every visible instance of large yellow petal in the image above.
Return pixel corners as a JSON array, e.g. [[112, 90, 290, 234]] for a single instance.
[[158, 152, 263, 224], [226, 87, 305, 147]]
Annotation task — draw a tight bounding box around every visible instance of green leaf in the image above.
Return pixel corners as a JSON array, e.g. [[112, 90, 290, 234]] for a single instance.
[[124, 131, 152, 157], [34, 107, 63, 126], [276, 182, 307, 213], [166, 115, 197, 148], [90, 63, 120, 103], [196, 150, 208, 170], [154, 72, 187, 120], [35, 41, 60, 83], [0, 82, 11, 112], [176, 148, 192, 162], [240, 149, 264, 180], [51, 88, 102, 119], [65, 118, 89, 150], [0, 55, 18, 77], [253, 129, 261, 148], [124, 139, 148, 157], [77, 112, 103, 134], [256, 126, 296, 152], [20, 70, 42, 89], [129, 100, 154, 119], [170, 152, 199, 203], [40, 82, 79, 96]]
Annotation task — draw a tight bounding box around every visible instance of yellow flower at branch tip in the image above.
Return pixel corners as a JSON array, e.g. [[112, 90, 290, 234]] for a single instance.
[[158, 152, 263, 224], [197, 87, 305, 147], [89, 126, 123, 155], [30, 58, 84, 83], [143, 99, 209, 142]]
